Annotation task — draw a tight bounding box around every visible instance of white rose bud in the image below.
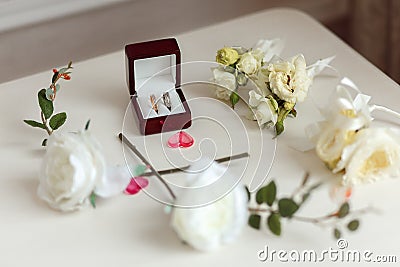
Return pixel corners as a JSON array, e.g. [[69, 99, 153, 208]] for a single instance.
[[212, 68, 237, 101], [236, 72, 248, 86], [248, 90, 277, 126], [237, 52, 261, 75]]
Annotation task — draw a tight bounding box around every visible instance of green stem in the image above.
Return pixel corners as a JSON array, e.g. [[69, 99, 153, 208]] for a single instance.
[[41, 111, 53, 136], [278, 107, 291, 122], [290, 172, 310, 198], [275, 108, 291, 135], [291, 213, 336, 224], [248, 207, 274, 213]]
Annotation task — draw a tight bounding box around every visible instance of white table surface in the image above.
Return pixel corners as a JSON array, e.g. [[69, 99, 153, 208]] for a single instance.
[[1, 8, 399, 266]]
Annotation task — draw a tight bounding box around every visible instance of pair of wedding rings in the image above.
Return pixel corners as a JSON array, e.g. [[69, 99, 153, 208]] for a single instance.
[[150, 92, 171, 114]]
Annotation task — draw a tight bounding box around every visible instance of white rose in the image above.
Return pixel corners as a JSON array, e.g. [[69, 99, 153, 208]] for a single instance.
[[248, 90, 277, 126], [212, 68, 237, 100], [333, 128, 400, 185], [38, 131, 130, 211], [268, 54, 312, 103], [313, 86, 374, 169], [316, 124, 357, 170], [237, 52, 261, 75], [171, 161, 248, 251]]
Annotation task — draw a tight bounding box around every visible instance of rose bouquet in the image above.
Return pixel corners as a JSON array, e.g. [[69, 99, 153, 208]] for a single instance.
[[212, 40, 334, 135]]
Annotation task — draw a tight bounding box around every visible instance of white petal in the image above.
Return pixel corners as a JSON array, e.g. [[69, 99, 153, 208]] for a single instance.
[[95, 166, 132, 198]]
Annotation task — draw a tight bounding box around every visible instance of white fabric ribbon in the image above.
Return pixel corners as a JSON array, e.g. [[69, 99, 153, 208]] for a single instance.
[[306, 56, 336, 78], [252, 38, 285, 63], [294, 77, 400, 152]]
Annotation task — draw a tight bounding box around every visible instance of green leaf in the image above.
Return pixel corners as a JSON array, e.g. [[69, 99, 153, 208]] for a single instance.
[[49, 112, 67, 131], [244, 186, 251, 202], [38, 89, 54, 119], [338, 202, 350, 218], [41, 139, 48, 146], [347, 220, 360, 231], [289, 108, 297, 117], [84, 119, 91, 131], [23, 120, 46, 129], [133, 164, 147, 176], [248, 214, 261, 230], [256, 181, 277, 206], [334, 228, 341, 239], [90, 192, 96, 208], [278, 198, 299, 218], [267, 213, 281, 236], [230, 91, 240, 109], [58, 67, 68, 74], [275, 121, 284, 136]]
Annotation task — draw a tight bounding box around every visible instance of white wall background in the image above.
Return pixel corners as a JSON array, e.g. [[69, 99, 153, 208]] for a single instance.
[[0, 0, 127, 32], [0, 0, 349, 83]]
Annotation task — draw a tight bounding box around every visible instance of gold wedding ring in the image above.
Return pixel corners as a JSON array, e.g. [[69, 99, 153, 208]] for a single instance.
[[150, 94, 158, 114]]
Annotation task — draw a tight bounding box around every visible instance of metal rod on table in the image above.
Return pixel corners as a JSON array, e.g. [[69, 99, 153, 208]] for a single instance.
[[143, 154, 249, 176], [118, 133, 176, 200]]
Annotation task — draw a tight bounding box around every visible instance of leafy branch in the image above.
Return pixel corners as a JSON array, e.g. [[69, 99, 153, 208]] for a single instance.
[[24, 62, 72, 145], [247, 173, 364, 238]]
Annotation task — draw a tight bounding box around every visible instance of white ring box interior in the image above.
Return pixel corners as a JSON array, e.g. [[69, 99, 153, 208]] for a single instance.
[[134, 54, 186, 119]]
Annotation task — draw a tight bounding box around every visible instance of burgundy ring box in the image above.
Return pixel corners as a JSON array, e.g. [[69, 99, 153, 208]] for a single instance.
[[125, 38, 192, 135]]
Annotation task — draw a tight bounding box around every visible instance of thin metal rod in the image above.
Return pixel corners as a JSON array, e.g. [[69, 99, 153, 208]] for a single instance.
[[118, 133, 176, 200], [142, 152, 249, 176]]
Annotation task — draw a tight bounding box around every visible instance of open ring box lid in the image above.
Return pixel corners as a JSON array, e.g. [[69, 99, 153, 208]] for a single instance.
[[125, 38, 192, 135]]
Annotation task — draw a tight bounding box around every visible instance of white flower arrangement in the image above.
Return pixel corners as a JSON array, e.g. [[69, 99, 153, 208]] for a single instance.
[[22, 55, 377, 253], [309, 80, 400, 186], [212, 39, 334, 135]]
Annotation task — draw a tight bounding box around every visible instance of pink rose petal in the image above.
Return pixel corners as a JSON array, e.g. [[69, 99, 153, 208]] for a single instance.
[[167, 131, 194, 148], [124, 176, 149, 195]]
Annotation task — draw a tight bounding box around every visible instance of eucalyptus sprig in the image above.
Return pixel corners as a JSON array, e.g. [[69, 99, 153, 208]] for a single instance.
[[24, 62, 73, 145], [247, 173, 365, 239]]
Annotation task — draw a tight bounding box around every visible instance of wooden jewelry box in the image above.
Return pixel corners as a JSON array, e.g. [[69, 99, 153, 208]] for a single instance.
[[125, 38, 192, 135]]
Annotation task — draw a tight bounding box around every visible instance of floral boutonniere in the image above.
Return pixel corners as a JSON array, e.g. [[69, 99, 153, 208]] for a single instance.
[[212, 39, 334, 135], [311, 81, 400, 186], [24, 62, 149, 211]]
